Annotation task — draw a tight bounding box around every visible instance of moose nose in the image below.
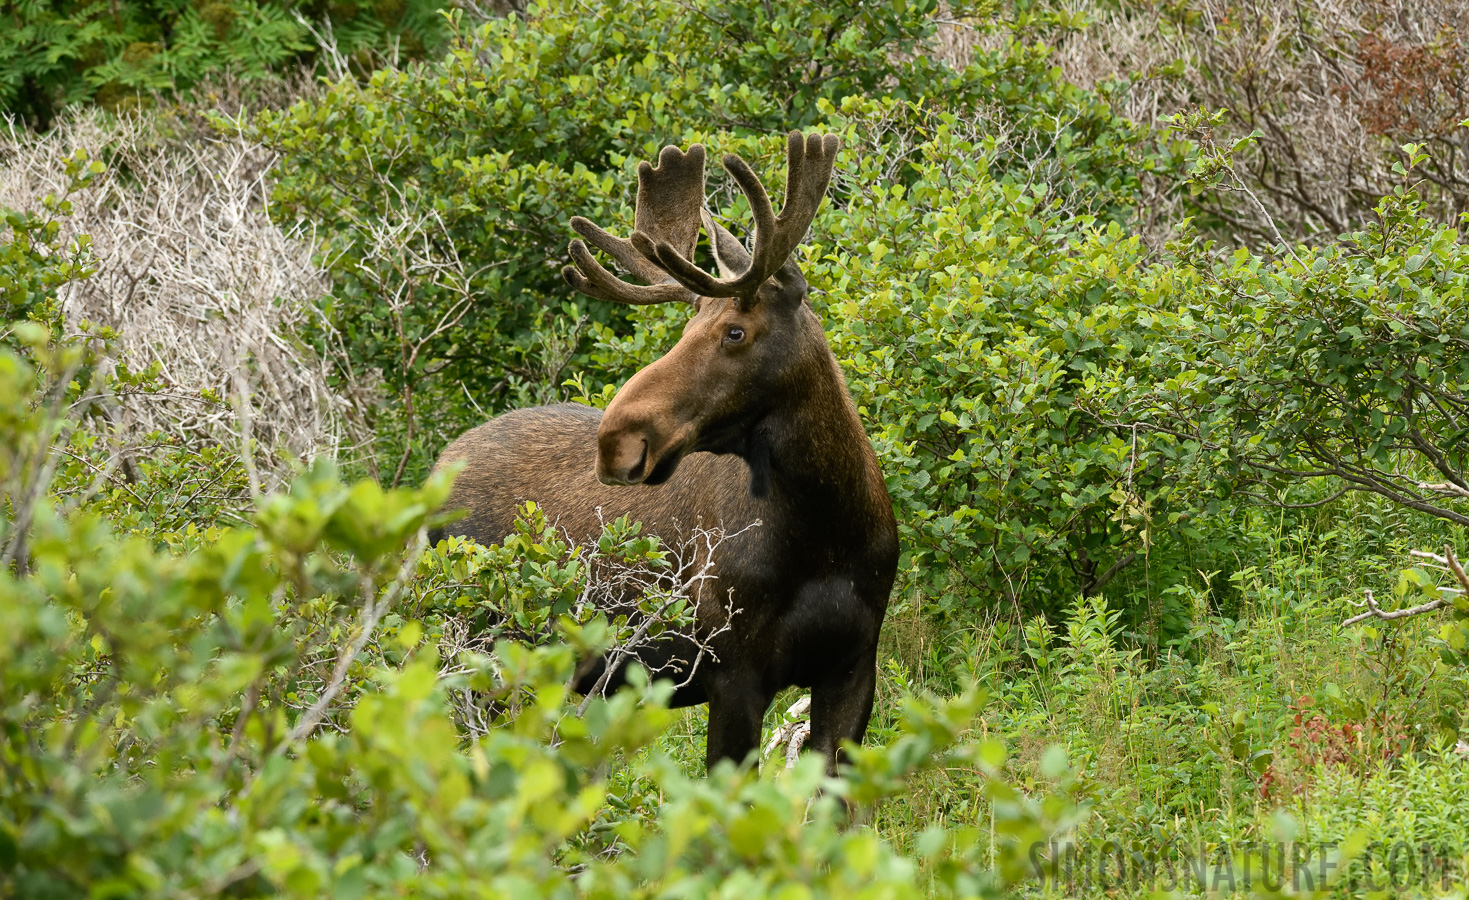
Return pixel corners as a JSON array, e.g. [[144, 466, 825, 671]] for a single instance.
[[597, 430, 649, 485]]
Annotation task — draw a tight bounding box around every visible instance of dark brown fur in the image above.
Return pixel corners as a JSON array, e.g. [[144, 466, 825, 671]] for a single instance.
[[432, 134, 898, 773]]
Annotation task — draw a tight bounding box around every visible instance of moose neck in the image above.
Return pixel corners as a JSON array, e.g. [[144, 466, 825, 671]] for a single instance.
[[745, 315, 892, 539]]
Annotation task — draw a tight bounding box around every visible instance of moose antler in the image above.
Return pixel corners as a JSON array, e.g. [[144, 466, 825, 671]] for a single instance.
[[562, 132, 840, 305], [634, 131, 840, 299], [562, 144, 706, 305]]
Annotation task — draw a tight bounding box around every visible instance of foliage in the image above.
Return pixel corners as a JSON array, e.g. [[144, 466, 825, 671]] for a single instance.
[[247, 0, 1164, 484], [1134, 136, 1469, 529], [872, 507, 1468, 896], [0, 0, 452, 128], [0, 331, 1088, 896], [968, 0, 1469, 246], [584, 102, 1182, 622], [0, 145, 102, 335], [8, 2, 1469, 897]]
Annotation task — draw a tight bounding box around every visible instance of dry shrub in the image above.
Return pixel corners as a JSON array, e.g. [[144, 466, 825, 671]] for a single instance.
[[939, 0, 1469, 244], [0, 106, 372, 488]]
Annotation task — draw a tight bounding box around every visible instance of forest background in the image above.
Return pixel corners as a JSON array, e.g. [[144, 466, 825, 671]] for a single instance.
[[2, 0, 1468, 896]]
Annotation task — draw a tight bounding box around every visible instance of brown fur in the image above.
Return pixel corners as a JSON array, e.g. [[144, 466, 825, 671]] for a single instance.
[[432, 134, 898, 773]]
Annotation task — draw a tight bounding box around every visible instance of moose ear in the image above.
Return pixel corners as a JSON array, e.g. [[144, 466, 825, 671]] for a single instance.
[[702, 209, 751, 281], [761, 255, 809, 311]]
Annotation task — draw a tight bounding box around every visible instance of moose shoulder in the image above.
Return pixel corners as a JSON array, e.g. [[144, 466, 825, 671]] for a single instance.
[[432, 133, 898, 774]]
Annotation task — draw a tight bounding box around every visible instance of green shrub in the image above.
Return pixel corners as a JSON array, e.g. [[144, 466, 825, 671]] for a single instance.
[[0, 0, 452, 128], [1139, 138, 1469, 532], [0, 147, 101, 334], [0, 177, 1086, 891], [247, 0, 1168, 484], [0, 329, 1087, 896], [804, 106, 1203, 619]]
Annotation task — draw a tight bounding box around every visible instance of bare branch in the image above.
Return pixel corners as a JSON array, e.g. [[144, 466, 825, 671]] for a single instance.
[[1342, 589, 1450, 627], [1343, 545, 1468, 626], [1420, 481, 1469, 501], [0, 107, 367, 493], [282, 530, 429, 747]]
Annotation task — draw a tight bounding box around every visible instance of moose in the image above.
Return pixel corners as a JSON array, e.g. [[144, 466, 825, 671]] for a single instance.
[[433, 132, 898, 774]]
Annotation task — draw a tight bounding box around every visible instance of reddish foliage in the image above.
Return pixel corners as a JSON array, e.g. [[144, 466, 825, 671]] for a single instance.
[[1256, 696, 1410, 800], [1350, 29, 1468, 137]]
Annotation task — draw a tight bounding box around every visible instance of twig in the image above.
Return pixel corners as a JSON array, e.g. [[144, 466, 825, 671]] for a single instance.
[[281, 530, 428, 747], [1443, 545, 1469, 595], [572, 522, 756, 716], [1343, 546, 1468, 626], [212, 682, 261, 779], [232, 370, 262, 502], [762, 694, 813, 769], [1420, 481, 1469, 500]]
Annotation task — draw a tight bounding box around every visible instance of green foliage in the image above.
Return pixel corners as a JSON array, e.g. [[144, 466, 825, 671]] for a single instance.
[[806, 104, 1194, 618], [0, 146, 102, 334], [0, 335, 1086, 894], [1138, 137, 1469, 529], [576, 98, 1182, 619], [0, 0, 452, 127], [872, 510, 1468, 896], [10, 4, 1469, 897], [247, 0, 1164, 483], [413, 505, 680, 654]]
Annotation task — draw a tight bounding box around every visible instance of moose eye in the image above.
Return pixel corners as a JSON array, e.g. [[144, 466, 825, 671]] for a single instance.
[[724, 326, 746, 344]]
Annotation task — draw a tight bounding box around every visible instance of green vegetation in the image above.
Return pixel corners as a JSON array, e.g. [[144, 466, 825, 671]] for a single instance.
[[1, 0, 453, 127], [3, 0, 1468, 897]]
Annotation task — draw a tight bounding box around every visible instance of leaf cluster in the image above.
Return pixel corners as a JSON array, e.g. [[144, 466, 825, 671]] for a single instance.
[[0, 0, 452, 128]]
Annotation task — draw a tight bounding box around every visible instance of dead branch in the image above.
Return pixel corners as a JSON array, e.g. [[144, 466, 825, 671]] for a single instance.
[[282, 530, 429, 747], [575, 521, 757, 716], [762, 694, 813, 769], [1343, 545, 1468, 626], [1343, 588, 1451, 627], [1421, 481, 1469, 500], [1, 105, 369, 492]]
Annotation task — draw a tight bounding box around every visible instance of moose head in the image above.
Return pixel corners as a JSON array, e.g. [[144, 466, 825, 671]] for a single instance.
[[562, 132, 841, 489]]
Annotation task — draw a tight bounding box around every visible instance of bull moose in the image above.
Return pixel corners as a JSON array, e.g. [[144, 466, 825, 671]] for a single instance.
[[432, 132, 898, 774]]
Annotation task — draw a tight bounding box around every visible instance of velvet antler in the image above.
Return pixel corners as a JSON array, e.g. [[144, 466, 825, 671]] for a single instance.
[[562, 144, 705, 305], [632, 132, 839, 300]]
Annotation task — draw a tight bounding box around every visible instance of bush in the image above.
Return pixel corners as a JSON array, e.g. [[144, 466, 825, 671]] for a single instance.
[[0, 146, 101, 334], [2, 109, 359, 488], [247, 0, 1168, 485], [1, 190, 1086, 893], [960, 0, 1469, 247], [0, 336, 1085, 897], [575, 101, 1192, 621], [1134, 139, 1469, 530], [804, 104, 1204, 621], [0, 0, 453, 128]]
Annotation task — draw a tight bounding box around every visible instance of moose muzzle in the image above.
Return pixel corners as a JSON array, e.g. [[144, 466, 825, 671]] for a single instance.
[[596, 427, 651, 485]]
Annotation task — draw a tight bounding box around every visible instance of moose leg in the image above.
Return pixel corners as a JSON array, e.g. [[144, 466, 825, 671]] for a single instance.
[[704, 674, 767, 773], [807, 644, 878, 776]]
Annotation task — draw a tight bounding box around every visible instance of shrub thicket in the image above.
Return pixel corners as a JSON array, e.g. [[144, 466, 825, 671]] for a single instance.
[[2, 0, 1468, 896], [246, 0, 1166, 484], [0, 0, 454, 128]]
